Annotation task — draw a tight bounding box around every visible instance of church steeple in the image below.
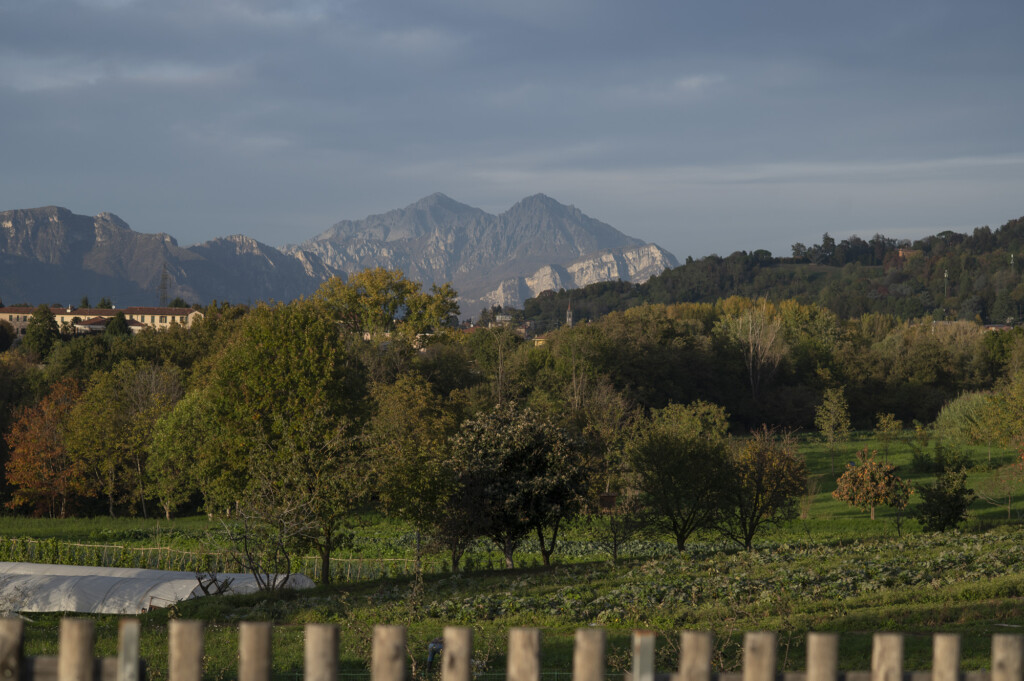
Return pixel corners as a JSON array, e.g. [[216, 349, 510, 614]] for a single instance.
[[566, 299, 573, 328]]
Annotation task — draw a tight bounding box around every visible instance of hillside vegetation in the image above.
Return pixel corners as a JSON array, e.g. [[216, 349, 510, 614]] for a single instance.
[[525, 216, 1024, 329]]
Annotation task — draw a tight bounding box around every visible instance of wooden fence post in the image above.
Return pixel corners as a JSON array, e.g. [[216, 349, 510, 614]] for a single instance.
[[372, 625, 407, 681], [0, 619, 24, 681], [932, 634, 961, 681], [806, 633, 838, 681], [304, 624, 338, 681], [59, 618, 95, 681], [992, 634, 1024, 681], [443, 627, 473, 681], [871, 634, 903, 681], [573, 628, 605, 681], [239, 622, 273, 681], [168, 620, 204, 681], [508, 628, 540, 681], [680, 631, 713, 681], [743, 633, 777, 681], [116, 619, 141, 681], [633, 631, 656, 681]]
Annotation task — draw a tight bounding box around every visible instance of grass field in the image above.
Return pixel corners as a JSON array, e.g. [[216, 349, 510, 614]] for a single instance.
[[5, 433, 1024, 679]]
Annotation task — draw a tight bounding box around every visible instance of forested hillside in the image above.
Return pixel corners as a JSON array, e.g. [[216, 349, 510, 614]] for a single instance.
[[525, 216, 1024, 329]]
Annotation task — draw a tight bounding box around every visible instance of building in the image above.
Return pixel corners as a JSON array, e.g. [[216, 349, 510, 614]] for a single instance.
[[1, 305, 204, 337]]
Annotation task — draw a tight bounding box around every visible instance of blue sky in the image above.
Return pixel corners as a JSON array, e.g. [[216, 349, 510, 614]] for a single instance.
[[2, 0, 1023, 261]]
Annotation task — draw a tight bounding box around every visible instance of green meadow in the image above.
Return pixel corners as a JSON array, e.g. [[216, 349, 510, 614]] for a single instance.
[[5, 434, 1024, 678]]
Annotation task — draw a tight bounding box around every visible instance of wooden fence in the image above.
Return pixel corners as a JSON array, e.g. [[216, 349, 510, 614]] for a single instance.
[[2, 618, 1023, 681], [0, 537, 436, 582]]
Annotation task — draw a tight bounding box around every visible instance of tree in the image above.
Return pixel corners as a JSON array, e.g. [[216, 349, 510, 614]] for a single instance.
[[105, 312, 130, 337], [64, 361, 183, 517], [627, 401, 732, 551], [873, 412, 903, 462], [815, 387, 851, 475], [147, 391, 209, 519], [367, 373, 471, 571], [448, 402, 588, 567], [718, 427, 807, 550], [97, 298, 113, 309], [917, 468, 974, 531], [717, 300, 786, 402], [976, 459, 1024, 520], [22, 305, 59, 360], [314, 269, 459, 337], [833, 449, 913, 520], [4, 378, 85, 517], [0, 320, 15, 352], [195, 300, 369, 584]]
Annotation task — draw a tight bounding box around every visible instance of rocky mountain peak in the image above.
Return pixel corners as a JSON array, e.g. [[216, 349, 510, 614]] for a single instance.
[[288, 194, 676, 315]]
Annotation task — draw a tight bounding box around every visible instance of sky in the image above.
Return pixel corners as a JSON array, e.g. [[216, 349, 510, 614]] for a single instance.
[[2, 0, 1024, 262]]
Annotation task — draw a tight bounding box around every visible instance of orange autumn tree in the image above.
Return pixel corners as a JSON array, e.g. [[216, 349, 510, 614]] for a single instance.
[[4, 378, 85, 517], [833, 448, 912, 520]]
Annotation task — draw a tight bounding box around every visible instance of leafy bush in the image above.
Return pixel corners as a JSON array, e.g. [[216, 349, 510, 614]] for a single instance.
[[918, 469, 975, 532]]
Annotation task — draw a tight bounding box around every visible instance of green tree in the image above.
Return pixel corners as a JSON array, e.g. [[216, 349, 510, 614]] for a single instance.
[[873, 412, 903, 462], [64, 360, 183, 517], [718, 427, 807, 549], [918, 468, 974, 531], [196, 300, 369, 584], [22, 305, 60, 360], [105, 312, 130, 337], [97, 297, 113, 309], [627, 401, 732, 551], [448, 402, 588, 567], [367, 373, 472, 570], [815, 387, 851, 475], [147, 390, 209, 519], [0, 320, 15, 352], [314, 268, 459, 337], [833, 449, 913, 520]]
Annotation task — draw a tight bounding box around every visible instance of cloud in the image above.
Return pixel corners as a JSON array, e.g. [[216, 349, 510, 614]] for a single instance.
[[610, 73, 726, 104], [211, 0, 332, 28], [0, 55, 105, 92], [72, 0, 141, 9], [372, 26, 465, 58], [672, 74, 725, 94], [0, 53, 239, 92]]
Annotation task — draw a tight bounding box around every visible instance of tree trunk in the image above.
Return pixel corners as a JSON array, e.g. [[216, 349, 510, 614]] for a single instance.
[[319, 532, 333, 586], [450, 547, 464, 574], [870, 505, 875, 520], [502, 537, 515, 568], [535, 522, 560, 567]]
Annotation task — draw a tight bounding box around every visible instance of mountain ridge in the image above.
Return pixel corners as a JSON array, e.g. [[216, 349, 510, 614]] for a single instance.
[[1, 196, 677, 313], [288, 193, 675, 312]]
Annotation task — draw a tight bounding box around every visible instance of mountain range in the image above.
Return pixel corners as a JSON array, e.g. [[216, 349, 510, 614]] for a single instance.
[[0, 195, 677, 316]]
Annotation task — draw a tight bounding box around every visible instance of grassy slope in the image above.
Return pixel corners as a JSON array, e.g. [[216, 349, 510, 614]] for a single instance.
[[8, 434, 1024, 678]]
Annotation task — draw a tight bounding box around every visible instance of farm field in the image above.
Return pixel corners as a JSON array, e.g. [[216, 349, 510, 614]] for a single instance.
[[5, 434, 1024, 679]]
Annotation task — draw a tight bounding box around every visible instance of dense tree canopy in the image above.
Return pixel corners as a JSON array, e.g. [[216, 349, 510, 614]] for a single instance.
[[7, 258, 1024, 567]]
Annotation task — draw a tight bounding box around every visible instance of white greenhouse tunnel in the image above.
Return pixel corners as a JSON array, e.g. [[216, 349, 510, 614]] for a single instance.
[[0, 562, 315, 614]]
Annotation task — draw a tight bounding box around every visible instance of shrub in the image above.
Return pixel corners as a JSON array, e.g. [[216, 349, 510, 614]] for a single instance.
[[917, 468, 975, 532]]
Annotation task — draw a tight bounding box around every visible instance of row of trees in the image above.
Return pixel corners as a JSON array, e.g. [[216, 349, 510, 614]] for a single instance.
[[0, 270, 819, 580], [6, 268, 1024, 581]]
